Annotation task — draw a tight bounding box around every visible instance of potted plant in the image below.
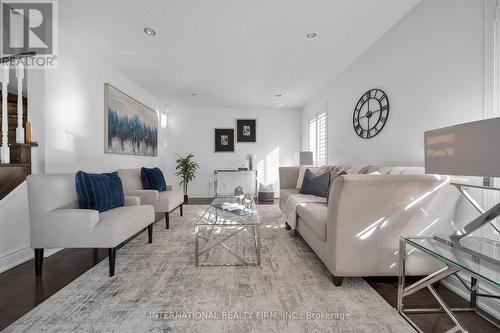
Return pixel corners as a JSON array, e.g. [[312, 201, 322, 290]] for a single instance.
[[175, 153, 199, 204]]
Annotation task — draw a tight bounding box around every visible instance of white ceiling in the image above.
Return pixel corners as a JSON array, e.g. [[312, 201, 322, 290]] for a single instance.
[[60, 0, 420, 109]]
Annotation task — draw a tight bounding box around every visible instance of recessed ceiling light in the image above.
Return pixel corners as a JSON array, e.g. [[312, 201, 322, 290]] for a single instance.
[[306, 32, 317, 39], [144, 27, 156, 36], [190, 92, 198, 96], [275, 94, 282, 97]]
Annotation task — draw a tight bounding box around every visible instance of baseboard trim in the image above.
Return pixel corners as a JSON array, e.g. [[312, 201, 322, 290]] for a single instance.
[[0, 247, 32, 273], [442, 275, 500, 319], [0, 247, 63, 273]]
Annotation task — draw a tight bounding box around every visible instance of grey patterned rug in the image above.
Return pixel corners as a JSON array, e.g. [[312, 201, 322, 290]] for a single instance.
[[5, 205, 413, 333]]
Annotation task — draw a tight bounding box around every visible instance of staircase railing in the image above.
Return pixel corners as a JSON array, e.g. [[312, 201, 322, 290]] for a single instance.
[[0, 59, 33, 201]]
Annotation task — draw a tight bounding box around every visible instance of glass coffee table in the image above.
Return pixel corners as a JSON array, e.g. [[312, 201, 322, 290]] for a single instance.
[[195, 197, 261, 266]]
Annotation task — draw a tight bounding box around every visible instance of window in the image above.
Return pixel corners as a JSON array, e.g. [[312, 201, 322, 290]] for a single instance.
[[309, 106, 327, 165]]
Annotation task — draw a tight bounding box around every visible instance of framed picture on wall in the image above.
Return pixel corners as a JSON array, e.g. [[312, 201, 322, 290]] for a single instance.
[[236, 119, 256, 143], [104, 83, 158, 156], [214, 128, 235, 152]]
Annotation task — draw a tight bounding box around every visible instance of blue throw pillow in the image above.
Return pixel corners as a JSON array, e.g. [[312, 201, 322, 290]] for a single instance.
[[141, 167, 167, 192], [75, 171, 125, 212], [299, 168, 330, 198]]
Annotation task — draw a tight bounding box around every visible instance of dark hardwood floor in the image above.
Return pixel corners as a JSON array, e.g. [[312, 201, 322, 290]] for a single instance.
[[0, 198, 498, 332], [365, 277, 499, 333]]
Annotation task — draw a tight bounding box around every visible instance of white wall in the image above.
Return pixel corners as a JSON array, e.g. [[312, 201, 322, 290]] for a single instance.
[[37, 30, 166, 173], [165, 106, 301, 196], [0, 30, 165, 272], [301, 0, 484, 166], [0, 183, 31, 272]]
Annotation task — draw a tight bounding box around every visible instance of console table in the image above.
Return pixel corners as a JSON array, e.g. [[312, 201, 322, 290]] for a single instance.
[[398, 235, 500, 332], [213, 169, 257, 197]]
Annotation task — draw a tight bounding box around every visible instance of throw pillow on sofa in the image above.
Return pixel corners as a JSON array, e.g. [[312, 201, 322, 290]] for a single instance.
[[299, 168, 330, 198], [75, 171, 125, 212], [296, 165, 332, 189], [141, 167, 167, 192]]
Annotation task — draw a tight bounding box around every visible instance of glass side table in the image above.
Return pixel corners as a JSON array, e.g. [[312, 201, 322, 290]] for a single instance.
[[398, 235, 500, 332]]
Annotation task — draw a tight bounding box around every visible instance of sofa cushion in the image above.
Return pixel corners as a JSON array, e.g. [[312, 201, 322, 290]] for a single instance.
[[340, 165, 373, 174], [296, 165, 311, 189], [299, 169, 330, 198], [91, 205, 154, 247], [296, 165, 335, 189], [297, 202, 327, 241], [141, 167, 167, 192], [75, 171, 125, 212], [279, 188, 299, 209]]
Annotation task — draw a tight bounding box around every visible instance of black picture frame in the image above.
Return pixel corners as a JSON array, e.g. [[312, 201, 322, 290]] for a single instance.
[[236, 119, 256, 143], [214, 128, 235, 152]]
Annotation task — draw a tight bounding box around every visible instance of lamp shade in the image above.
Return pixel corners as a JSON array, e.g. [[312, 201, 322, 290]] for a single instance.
[[424, 117, 500, 178], [298, 151, 313, 165]]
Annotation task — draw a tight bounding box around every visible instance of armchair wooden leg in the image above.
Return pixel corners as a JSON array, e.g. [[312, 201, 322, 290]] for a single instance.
[[108, 247, 117, 277], [165, 212, 170, 229], [148, 224, 153, 243], [332, 275, 343, 287], [34, 248, 44, 277], [285, 222, 291, 230], [180, 204, 183, 216]]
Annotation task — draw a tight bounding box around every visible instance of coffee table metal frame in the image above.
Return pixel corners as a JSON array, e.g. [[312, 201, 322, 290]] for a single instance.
[[195, 197, 261, 267]]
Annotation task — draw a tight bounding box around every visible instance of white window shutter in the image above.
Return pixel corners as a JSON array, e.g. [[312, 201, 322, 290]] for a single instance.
[[308, 107, 327, 166], [309, 117, 317, 164]]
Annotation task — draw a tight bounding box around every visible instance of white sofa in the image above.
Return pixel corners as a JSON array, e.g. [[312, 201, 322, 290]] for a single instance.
[[279, 165, 460, 286], [27, 173, 155, 277], [117, 169, 184, 229]]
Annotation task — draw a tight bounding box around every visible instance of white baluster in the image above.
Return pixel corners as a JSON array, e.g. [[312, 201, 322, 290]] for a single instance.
[[16, 63, 24, 144], [1, 64, 10, 164]]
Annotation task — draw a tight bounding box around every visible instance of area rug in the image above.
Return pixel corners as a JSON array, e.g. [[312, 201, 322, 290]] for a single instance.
[[4, 205, 414, 332]]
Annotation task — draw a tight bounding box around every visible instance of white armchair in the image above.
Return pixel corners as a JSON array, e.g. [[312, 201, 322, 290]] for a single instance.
[[27, 173, 155, 277], [117, 169, 184, 229]]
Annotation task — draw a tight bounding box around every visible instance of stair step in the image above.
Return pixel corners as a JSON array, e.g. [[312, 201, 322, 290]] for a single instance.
[[0, 164, 30, 200], [0, 163, 30, 167]]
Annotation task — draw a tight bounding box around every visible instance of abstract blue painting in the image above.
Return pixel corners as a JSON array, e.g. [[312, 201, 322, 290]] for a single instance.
[[104, 84, 158, 156]]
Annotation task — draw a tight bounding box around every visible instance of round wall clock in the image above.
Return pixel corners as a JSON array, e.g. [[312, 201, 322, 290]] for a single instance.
[[352, 89, 389, 139]]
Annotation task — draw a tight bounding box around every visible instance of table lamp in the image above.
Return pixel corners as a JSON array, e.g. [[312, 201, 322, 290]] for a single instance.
[[424, 117, 500, 240], [298, 151, 313, 165]]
